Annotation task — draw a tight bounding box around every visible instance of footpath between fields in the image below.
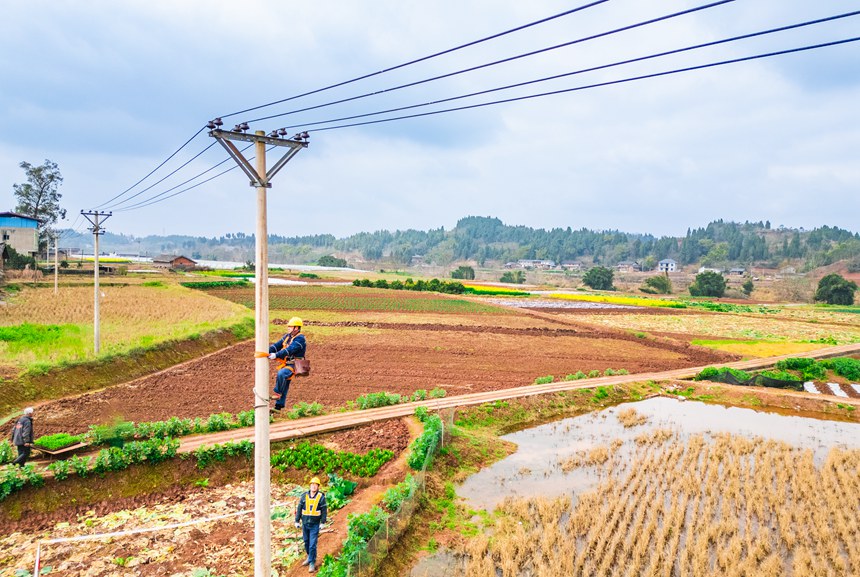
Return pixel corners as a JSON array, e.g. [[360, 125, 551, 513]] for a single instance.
[[177, 342, 860, 453]]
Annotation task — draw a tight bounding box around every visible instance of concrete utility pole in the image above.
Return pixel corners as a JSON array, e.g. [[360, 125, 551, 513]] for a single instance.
[[208, 120, 308, 577], [80, 211, 112, 354], [54, 233, 59, 295]]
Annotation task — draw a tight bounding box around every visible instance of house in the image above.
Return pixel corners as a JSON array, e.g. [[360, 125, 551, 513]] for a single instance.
[[0, 212, 40, 256], [561, 261, 582, 271], [410, 254, 425, 265], [615, 260, 641, 273], [657, 259, 677, 273], [153, 254, 197, 270], [517, 259, 556, 270], [698, 266, 721, 274], [728, 267, 746, 276]]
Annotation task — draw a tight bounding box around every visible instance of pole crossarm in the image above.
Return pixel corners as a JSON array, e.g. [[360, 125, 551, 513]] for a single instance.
[[209, 129, 307, 188]]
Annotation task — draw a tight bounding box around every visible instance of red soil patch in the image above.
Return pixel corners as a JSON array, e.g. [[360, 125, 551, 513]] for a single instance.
[[25, 322, 736, 437]]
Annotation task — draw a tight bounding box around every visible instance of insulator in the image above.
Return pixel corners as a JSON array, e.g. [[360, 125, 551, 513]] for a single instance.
[[233, 124, 242, 132], [206, 120, 216, 130], [300, 131, 310, 139], [214, 117, 223, 127], [292, 133, 302, 141], [277, 128, 287, 136], [268, 131, 279, 138], [240, 122, 249, 131]]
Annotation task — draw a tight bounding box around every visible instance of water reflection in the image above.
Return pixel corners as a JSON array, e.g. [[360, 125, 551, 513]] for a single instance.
[[458, 396, 860, 511]]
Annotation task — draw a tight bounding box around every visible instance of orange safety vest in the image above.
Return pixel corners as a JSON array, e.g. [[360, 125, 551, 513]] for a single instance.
[[302, 491, 323, 516]]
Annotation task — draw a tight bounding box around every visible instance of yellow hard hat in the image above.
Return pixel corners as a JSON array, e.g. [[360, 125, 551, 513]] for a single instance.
[[287, 317, 303, 328], [310, 476, 321, 485]]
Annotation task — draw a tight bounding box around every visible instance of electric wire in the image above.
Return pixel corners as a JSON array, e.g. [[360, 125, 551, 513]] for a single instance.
[[304, 36, 860, 133], [92, 126, 206, 209], [272, 10, 860, 132], [114, 144, 258, 212], [101, 141, 218, 210], [244, 0, 735, 125], [219, 0, 611, 120]]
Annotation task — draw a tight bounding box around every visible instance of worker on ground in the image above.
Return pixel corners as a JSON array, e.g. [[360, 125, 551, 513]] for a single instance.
[[295, 476, 327, 573], [11, 407, 35, 466], [268, 316, 307, 412]]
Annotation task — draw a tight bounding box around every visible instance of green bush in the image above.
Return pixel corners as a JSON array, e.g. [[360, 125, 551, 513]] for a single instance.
[[326, 473, 358, 511], [775, 358, 817, 371], [34, 433, 83, 451], [688, 271, 727, 298], [821, 357, 860, 381], [91, 438, 180, 475], [410, 389, 427, 402], [318, 506, 389, 577], [0, 464, 44, 501], [694, 367, 753, 381], [588, 370, 601, 378], [48, 459, 70, 480], [407, 415, 442, 470], [564, 371, 588, 381], [414, 406, 430, 422], [0, 441, 15, 465], [205, 413, 232, 432], [180, 280, 250, 290], [534, 375, 554, 385], [428, 387, 447, 399], [288, 402, 324, 419], [69, 455, 91, 478], [355, 392, 402, 410], [759, 370, 802, 382], [193, 440, 254, 469], [500, 270, 526, 284], [382, 474, 417, 512], [583, 267, 615, 291]]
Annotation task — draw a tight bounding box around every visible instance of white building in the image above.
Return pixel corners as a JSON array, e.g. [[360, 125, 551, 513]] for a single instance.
[[657, 259, 677, 273]]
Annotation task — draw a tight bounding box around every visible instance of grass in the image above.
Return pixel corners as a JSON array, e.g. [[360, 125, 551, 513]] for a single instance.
[[0, 284, 251, 370]]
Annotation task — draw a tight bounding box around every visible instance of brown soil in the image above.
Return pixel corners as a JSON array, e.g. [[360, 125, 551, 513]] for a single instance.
[[24, 321, 736, 437]]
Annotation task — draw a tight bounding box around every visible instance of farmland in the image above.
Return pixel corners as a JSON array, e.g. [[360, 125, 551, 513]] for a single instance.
[[2, 280, 859, 577]]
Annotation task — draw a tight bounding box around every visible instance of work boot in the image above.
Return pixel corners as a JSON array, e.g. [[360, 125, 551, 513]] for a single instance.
[[300, 558, 310, 567]]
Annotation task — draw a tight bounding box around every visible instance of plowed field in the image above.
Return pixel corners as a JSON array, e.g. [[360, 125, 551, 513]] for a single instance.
[[32, 316, 735, 436]]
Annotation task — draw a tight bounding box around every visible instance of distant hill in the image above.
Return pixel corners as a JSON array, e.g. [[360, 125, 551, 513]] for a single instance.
[[58, 217, 860, 273]]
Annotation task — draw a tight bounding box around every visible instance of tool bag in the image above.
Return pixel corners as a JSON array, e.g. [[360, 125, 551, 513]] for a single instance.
[[293, 358, 311, 377]]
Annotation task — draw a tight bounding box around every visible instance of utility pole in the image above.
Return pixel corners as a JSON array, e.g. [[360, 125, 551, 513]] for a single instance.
[[208, 119, 308, 577], [54, 233, 59, 295], [81, 210, 112, 354]]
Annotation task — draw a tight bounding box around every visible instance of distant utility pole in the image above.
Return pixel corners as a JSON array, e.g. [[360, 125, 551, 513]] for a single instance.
[[54, 233, 59, 295], [208, 118, 308, 577], [81, 210, 112, 354]]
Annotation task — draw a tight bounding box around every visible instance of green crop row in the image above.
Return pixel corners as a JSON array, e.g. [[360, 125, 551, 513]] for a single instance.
[[271, 442, 394, 478], [193, 440, 254, 469], [381, 474, 417, 513], [352, 278, 466, 294], [352, 388, 446, 410], [318, 506, 389, 577], [181, 280, 250, 289], [88, 411, 260, 445], [407, 411, 443, 470], [696, 356, 860, 385], [0, 438, 180, 501]]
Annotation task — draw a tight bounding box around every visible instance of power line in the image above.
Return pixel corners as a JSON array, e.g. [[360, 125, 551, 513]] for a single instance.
[[93, 126, 206, 209], [306, 36, 860, 133], [102, 141, 218, 210], [273, 11, 860, 132], [114, 144, 261, 212], [219, 0, 611, 120], [244, 0, 735, 125]]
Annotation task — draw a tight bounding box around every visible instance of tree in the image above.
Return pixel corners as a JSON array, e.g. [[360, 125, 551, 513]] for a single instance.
[[500, 270, 525, 284], [814, 274, 858, 305], [12, 160, 65, 250], [582, 266, 614, 291], [689, 271, 726, 297], [742, 278, 754, 296], [641, 274, 672, 294], [451, 265, 475, 280], [2, 246, 37, 270], [318, 255, 347, 267]]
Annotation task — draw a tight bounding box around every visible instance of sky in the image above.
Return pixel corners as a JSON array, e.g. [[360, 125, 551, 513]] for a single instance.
[[1, 0, 858, 240]]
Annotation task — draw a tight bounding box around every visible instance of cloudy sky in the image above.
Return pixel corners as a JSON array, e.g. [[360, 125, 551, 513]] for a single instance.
[[1, 0, 858, 239]]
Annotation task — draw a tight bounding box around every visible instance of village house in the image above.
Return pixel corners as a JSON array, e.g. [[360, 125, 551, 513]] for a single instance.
[[698, 266, 722, 274], [728, 267, 746, 276], [516, 259, 555, 270], [615, 260, 642, 273], [153, 254, 197, 270], [0, 212, 40, 257], [657, 258, 677, 273], [561, 261, 582, 271]]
